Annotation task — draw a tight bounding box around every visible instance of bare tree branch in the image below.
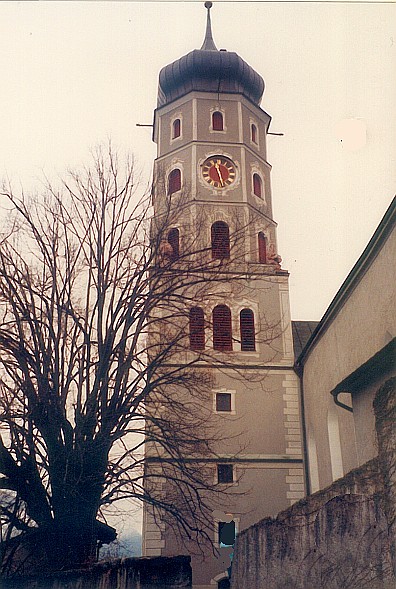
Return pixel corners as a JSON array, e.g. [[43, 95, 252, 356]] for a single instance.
[[0, 144, 282, 574]]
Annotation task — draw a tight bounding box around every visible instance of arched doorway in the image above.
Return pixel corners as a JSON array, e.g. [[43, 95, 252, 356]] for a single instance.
[[218, 578, 230, 589]]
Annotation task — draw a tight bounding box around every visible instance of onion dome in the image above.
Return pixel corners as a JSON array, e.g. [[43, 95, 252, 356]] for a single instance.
[[157, 2, 265, 108]]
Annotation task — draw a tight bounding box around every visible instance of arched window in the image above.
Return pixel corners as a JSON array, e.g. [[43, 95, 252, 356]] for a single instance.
[[240, 309, 255, 351], [189, 307, 205, 351], [211, 221, 230, 260], [172, 118, 181, 139], [212, 111, 224, 131], [213, 305, 232, 351], [258, 232, 267, 263], [167, 228, 179, 260], [251, 123, 257, 144], [253, 173, 262, 198], [168, 168, 181, 195]]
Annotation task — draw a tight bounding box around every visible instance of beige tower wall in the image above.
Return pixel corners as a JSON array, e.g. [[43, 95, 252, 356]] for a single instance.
[[144, 85, 305, 589]]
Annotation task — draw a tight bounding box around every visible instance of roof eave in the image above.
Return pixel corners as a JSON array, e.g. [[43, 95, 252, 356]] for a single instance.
[[331, 337, 396, 397]]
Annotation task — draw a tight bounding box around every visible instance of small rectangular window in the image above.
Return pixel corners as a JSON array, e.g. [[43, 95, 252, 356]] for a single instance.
[[217, 463, 234, 484], [216, 392, 231, 412], [218, 521, 235, 547]]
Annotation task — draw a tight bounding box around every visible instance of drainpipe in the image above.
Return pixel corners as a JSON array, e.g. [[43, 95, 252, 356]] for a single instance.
[[295, 363, 311, 496]]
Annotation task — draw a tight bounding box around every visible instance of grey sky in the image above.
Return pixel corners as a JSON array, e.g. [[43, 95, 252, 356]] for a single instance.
[[1, 1, 395, 321]]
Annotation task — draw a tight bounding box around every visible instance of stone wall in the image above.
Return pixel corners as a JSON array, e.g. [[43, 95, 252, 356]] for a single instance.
[[231, 377, 396, 589], [231, 459, 394, 588], [374, 377, 396, 577], [1, 556, 192, 589]]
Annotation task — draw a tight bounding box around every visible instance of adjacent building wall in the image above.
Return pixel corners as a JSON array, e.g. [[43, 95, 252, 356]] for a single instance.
[[300, 198, 396, 491], [231, 376, 396, 589]]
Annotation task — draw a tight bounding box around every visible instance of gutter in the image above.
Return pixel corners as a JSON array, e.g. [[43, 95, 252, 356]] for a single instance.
[[332, 393, 353, 413], [294, 363, 311, 495], [330, 338, 396, 412]]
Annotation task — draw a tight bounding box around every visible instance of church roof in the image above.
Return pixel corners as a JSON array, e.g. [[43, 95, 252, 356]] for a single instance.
[[292, 321, 320, 361], [157, 3, 265, 108]]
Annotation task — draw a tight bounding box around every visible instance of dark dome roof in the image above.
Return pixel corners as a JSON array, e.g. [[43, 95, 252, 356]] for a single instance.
[[157, 3, 264, 108], [157, 49, 265, 108]]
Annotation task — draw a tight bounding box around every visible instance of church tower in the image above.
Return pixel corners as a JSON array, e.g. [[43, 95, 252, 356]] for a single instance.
[[143, 5, 304, 587]]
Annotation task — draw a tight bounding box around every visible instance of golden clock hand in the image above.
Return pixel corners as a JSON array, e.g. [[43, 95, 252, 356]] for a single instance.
[[214, 163, 224, 186]]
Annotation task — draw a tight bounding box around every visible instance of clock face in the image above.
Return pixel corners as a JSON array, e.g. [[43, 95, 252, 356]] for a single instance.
[[202, 156, 236, 189]]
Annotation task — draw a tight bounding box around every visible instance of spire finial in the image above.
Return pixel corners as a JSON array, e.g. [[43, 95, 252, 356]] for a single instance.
[[201, 2, 218, 51]]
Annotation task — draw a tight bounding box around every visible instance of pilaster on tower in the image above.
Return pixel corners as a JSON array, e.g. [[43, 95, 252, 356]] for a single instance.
[[144, 5, 303, 588]]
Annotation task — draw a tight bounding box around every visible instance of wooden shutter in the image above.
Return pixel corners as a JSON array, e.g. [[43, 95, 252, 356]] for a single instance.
[[258, 232, 267, 263], [172, 118, 181, 139], [189, 307, 205, 350], [168, 169, 181, 195], [212, 111, 224, 131], [211, 222, 230, 259], [253, 173, 262, 198], [213, 305, 232, 351], [168, 228, 179, 260], [251, 123, 257, 143], [240, 308, 255, 351]]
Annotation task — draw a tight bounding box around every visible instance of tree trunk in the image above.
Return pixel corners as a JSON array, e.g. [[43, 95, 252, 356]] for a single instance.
[[42, 445, 108, 570], [45, 511, 99, 570]]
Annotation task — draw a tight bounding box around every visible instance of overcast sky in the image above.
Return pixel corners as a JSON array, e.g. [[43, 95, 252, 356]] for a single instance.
[[1, 1, 395, 323]]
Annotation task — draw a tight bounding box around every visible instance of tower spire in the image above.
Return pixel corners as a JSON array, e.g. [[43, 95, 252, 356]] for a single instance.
[[201, 2, 218, 51]]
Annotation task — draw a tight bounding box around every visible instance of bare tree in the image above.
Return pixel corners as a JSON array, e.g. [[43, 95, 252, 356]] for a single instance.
[[0, 145, 283, 574]]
